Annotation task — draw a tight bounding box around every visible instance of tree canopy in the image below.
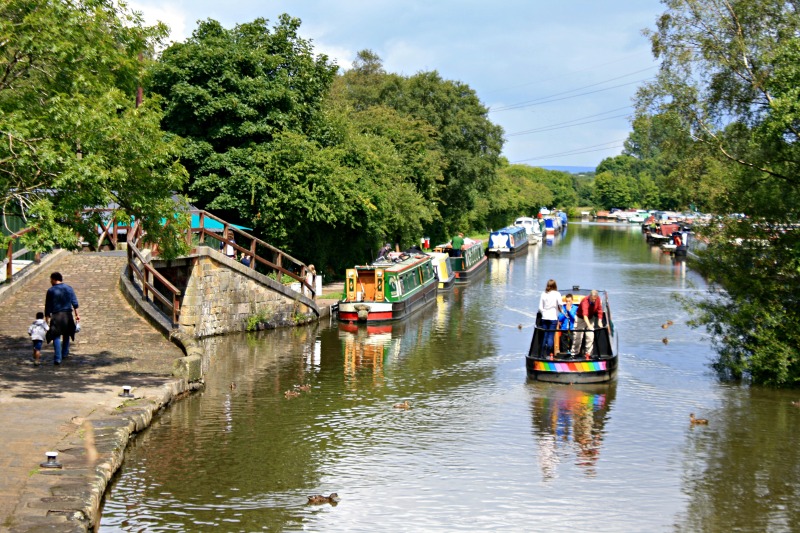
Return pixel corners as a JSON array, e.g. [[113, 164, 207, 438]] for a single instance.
[[0, 0, 188, 254], [634, 0, 800, 386]]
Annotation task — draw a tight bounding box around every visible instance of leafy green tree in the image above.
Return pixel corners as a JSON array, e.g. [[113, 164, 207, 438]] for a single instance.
[[592, 172, 633, 210], [398, 71, 505, 235], [0, 0, 188, 254], [149, 16, 338, 216], [639, 0, 800, 385], [473, 162, 552, 230]]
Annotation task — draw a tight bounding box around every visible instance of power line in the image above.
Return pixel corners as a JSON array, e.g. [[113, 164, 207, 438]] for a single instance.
[[489, 66, 657, 112], [506, 106, 633, 137], [491, 78, 651, 112], [512, 139, 626, 163], [482, 55, 655, 96]]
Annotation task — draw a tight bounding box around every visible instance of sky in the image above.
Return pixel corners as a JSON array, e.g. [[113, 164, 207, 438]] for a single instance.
[[129, 0, 667, 170]]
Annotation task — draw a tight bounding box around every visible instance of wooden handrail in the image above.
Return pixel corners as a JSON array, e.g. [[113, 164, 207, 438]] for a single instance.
[[190, 209, 315, 298], [4, 227, 37, 284], [126, 220, 182, 325]]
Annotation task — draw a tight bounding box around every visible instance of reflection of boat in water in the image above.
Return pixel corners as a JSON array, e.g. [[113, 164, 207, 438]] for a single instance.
[[526, 287, 618, 384], [338, 302, 440, 377], [338, 252, 437, 323], [339, 322, 393, 379], [531, 382, 617, 478]]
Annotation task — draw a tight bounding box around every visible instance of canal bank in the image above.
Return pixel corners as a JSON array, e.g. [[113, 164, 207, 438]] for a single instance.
[[0, 252, 339, 532]]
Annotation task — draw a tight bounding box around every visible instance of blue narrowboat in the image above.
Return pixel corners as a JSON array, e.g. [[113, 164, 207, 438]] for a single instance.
[[486, 225, 529, 257]]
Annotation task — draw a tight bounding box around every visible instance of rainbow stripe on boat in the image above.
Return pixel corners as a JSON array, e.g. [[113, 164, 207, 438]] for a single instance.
[[533, 360, 608, 373]]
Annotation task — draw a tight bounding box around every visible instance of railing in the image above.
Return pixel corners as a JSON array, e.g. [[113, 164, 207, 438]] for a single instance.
[[3, 227, 39, 284], [126, 220, 182, 325], [190, 210, 315, 298]]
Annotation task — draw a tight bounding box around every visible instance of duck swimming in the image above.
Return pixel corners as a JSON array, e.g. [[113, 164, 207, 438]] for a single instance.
[[393, 400, 410, 409], [662, 337, 669, 345], [308, 493, 339, 505], [689, 413, 709, 425], [295, 384, 311, 392], [285, 390, 300, 399]]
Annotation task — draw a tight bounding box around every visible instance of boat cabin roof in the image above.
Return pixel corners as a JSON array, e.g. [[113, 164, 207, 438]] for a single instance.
[[492, 225, 526, 236], [358, 252, 430, 273]]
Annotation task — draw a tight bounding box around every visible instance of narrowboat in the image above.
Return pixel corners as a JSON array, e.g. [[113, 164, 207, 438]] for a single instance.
[[426, 250, 456, 290], [434, 239, 488, 284], [337, 252, 438, 323], [487, 225, 529, 257], [526, 287, 618, 384], [543, 216, 562, 236]]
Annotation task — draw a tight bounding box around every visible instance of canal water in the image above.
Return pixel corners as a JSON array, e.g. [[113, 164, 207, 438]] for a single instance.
[[100, 222, 800, 532]]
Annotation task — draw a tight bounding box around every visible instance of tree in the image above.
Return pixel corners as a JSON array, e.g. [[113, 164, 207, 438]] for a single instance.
[[149, 16, 338, 217], [0, 0, 188, 254], [638, 0, 800, 386], [473, 162, 553, 230], [592, 172, 633, 210]]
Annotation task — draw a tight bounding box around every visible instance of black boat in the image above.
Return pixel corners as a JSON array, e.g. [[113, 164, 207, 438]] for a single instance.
[[526, 287, 618, 384]]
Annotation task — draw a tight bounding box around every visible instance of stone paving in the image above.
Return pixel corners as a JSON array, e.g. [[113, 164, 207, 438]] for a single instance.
[[0, 252, 185, 531]]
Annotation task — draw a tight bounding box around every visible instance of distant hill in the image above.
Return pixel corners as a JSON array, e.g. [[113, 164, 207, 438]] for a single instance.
[[538, 165, 595, 174]]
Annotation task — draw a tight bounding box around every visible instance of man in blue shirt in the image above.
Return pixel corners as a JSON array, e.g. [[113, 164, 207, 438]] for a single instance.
[[44, 272, 80, 365]]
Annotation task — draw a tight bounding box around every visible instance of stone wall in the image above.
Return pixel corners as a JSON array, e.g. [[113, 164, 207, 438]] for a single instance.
[[172, 247, 317, 338]]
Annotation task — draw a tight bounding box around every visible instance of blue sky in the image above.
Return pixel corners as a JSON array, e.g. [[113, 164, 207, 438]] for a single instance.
[[130, 0, 666, 169]]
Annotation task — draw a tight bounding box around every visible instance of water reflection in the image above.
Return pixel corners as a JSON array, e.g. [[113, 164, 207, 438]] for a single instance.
[[530, 383, 616, 480], [100, 222, 800, 532], [675, 387, 800, 531]]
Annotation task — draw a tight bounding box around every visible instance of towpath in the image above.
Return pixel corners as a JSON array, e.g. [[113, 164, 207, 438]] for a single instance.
[[0, 251, 184, 531]]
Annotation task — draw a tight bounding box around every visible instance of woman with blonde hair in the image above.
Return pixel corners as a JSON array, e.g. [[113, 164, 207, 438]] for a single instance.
[[538, 279, 562, 358]]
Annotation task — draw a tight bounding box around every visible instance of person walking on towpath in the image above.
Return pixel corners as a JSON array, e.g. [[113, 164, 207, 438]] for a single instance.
[[44, 271, 80, 365], [28, 311, 49, 367], [572, 289, 603, 359]]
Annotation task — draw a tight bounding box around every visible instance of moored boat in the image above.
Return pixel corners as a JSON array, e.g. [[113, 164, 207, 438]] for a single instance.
[[338, 252, 438, 323], [513, 216, 543, 243], [526, 287, 618, 384], [487, 225, 529, 256], [434, 239, 488, 283], [426, 250, 456, 290]]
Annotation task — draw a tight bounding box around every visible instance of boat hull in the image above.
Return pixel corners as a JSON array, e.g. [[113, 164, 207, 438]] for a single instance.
[[486, 239, 529, 257], [453, 255, 487, 283], [525, 355, 618, 384], [338, 280, 437, 323]]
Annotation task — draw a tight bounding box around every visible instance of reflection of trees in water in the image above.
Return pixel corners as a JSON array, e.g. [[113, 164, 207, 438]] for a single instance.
[[675, 388, 800, 531], [531, 383, 617, 479]]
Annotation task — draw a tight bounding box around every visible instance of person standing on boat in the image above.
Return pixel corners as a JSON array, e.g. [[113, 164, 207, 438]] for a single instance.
[[572, 290, 604, 359], [538, 279, 562, 358], [449, 232, 465, 257], [557, 293, 578, 353]]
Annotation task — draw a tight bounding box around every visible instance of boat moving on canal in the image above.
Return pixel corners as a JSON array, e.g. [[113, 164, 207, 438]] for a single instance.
[[486, 225, 529, 257], [526, 287, 618, 384], [338, 252, 438, 323]]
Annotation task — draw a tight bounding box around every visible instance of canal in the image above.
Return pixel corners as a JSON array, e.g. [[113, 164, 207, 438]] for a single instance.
[[100, 222, 800, 532]]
